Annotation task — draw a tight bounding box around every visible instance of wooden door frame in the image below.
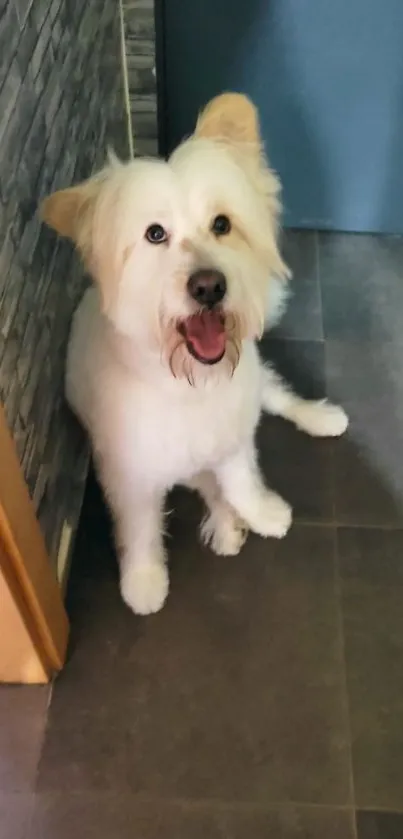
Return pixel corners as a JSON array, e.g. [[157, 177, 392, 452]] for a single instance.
[[0, 404, 69, 683]]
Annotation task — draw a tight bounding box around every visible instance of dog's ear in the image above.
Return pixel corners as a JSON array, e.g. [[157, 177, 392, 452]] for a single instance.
[[41, 172, 120, 314], [41, 178, 101, 243], [197, 94, 289, 287], [195, 93, 261, 147]]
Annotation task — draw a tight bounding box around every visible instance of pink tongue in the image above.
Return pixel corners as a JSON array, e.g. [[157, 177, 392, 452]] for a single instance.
[[184, 311, 226, 360]]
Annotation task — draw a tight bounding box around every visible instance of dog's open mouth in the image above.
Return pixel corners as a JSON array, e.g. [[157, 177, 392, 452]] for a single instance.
[[178, 310, 226, 365]]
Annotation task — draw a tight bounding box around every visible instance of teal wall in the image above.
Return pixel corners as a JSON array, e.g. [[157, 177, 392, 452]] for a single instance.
[[161, 0, 403, 233]]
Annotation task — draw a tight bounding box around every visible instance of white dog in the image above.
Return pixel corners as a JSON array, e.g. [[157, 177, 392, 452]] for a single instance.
[[42, 94, 348, 615]]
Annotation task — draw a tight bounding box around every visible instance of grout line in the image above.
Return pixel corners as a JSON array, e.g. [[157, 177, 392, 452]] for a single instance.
[[325, 378, 338, 525], [264, 336, 326, 344], [46, 682, 54, 713], [273, 518, 403, 532], [315, 230, 325, 342], [332, 520, 403, 531], [128, 797, 354, 815], [24, 792, 36, 839], [31, 685, 54, 800], [356, 804, 403, 814], [323, 333, 341, 527], [333, 526, 358, 838], [29, 789, 355, 813]]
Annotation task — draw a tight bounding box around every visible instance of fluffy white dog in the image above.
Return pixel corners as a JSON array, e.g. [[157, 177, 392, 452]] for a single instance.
[[42, 93, 348, 615]]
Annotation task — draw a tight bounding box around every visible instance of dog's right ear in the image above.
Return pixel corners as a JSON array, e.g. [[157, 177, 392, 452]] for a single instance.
[[41, 173, 119, 313], [40, 178, 101, 244], [41, 167, 130, 316]]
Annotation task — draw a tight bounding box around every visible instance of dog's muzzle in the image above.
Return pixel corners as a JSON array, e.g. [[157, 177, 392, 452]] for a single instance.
[[176, 269, 228, 365]]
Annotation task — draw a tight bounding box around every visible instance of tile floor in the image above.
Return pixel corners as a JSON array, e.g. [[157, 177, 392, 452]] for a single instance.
[[2, 231, 403, 838]]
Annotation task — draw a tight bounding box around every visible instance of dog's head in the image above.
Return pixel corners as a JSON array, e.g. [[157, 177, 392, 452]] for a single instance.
[[42, 93, 289, 382]]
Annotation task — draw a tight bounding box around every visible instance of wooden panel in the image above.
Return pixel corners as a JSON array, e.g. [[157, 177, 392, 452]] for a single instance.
[[0, 557, 48, 684], [0, 404, 69, 683]]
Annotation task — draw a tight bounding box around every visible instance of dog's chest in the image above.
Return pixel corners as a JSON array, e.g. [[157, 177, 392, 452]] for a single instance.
[[101, 347, 262, 486], [146, 388, 258, 480]]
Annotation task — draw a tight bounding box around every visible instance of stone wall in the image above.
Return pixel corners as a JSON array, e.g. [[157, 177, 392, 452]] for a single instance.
[[0, 0, 129, 565], [123, 0, 158, 156]]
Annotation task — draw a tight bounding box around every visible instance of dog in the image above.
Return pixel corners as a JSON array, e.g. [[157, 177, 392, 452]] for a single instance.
[[42, 93, 348, 616]]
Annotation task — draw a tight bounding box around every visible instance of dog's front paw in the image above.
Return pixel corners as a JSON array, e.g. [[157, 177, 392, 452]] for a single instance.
[[200, 507, 248, 556], [294, 400, 349, 438], [250, 492, 292, 540], [120, 561, 169, 615]]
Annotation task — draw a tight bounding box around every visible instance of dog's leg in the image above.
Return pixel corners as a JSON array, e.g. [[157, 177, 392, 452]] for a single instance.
[[112, 486, 169, 615], [215, 445, 292, 539], [187, 471, 248, 556], [261, 364, 348, 437]]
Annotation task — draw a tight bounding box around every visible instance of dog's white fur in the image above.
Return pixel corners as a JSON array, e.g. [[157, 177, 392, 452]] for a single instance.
[[42, 94, 348, 615]]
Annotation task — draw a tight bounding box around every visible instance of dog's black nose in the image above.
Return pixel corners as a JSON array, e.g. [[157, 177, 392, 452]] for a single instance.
[[187, 269, 227, 308]]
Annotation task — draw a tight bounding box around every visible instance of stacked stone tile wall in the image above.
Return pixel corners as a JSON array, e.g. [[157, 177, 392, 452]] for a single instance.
[[0, 0, 129, 565], [123, 0, 158, 156]]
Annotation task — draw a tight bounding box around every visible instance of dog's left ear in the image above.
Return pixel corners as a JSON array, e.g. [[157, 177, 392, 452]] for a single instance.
[[195, 93, 261, 148], [197, 93, 290, 285]]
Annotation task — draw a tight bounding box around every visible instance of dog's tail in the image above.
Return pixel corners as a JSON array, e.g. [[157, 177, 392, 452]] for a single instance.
[[264, 274, 291, 331]]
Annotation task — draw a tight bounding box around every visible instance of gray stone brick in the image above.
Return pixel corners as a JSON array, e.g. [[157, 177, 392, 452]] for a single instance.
[[0, 0, 20, 85], [0, 79, 39, 203], [15, 104, 47, 205], [14, 0, 34, 29], [135, 136, 158, 157], [126, 45, 155, 66], [43, 71, 64, 132], [128, 64, 155, 97], [123, 0, 157, 148], [0, 56, 21, 145], [1, 372, 22, 431], [50, 13, 62, 55], [31, 0, 51, 31], [15, 4, 38, 80], [0, 226, 15, 292], [130, 94, 158, 140], [31, 13, 53, 81], [49, 0, 64, 28]]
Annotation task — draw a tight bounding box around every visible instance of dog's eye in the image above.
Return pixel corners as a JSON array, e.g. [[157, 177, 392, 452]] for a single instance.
[[211, 214, 231, 236], [145, 224, 168, 244]]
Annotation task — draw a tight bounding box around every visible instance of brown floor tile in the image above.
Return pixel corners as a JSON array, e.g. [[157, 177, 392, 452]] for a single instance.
[[257, 416, 334, 523], [260, 338, 326, 401], [339, 528, 403, 809], [0, 793, 33, 839], [326, 341, 403, 527], [330, 436, 403, 528], [319, 233, 403, 343], [30, 794, 355, 839], [0, 686, 49, 791], [38, 525, 351, 806], [36, 717, 130, 793], [46, 491, 201, 719], [272, 230, 323, 341], [356, 810, 403, 839], [256, 338, 335, 523]]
